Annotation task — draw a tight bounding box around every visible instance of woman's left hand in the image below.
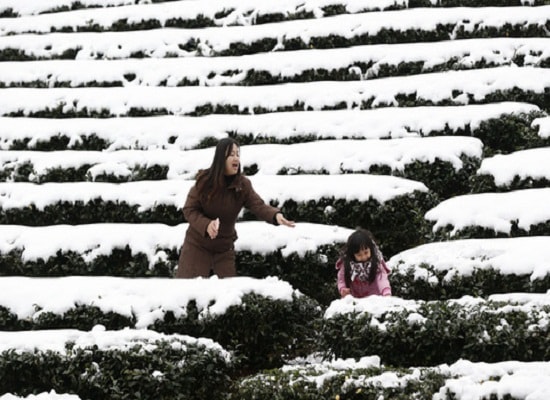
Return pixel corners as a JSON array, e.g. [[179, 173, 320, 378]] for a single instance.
[[276, 213, 295, 227]]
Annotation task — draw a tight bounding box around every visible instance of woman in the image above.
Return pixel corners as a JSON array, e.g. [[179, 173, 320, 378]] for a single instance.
[[176, 138, 295, 278]]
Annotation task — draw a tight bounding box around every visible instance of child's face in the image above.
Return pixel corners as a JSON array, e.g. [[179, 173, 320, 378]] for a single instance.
[[353, 246, 371, 262]]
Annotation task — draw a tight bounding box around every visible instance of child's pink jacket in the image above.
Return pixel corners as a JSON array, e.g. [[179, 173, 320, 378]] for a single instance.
[[336, 257, 392, 298]]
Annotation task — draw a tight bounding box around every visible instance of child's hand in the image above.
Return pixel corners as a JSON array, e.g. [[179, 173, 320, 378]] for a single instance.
[[340, 288, 351, 298]]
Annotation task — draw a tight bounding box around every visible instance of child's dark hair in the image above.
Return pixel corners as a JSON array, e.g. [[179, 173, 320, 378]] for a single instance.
[[341, 228, 380, 286]]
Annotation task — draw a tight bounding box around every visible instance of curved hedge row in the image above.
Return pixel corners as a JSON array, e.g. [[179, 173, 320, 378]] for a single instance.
[[0, 107, 543, 153], [426, 188, 550, 240], [0, 329, 233, 400], [1, 8, 548, 60], [2, 70, 548, 118], [1, 39, 547, 89], [1, 0, 544, 19], [0, 247, 342, 306], [0, 139, 481, 199], [0, 192, 435, 256], [0, 277, 321, 372], [321, 294, 550, 366]]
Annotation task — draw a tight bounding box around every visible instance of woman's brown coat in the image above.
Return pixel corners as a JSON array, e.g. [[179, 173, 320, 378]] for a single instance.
[[176, 174, 280, 278]]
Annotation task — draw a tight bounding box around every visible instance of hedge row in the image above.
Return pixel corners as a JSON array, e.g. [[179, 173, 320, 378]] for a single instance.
[[5, 90, 548, 119], [1, 23, 548, 61], [321, 295, 550, 366], [432, 221, 550, 240], [0, 292, 320, 372], [0, 332, 232, 400], [0, 191, 437, 256], [0, 154, 480, 199], [1, 0, 545, 19], [2, 111, 545, 153], [2, 51, 549, 89], [235, 359, 446, 400], [391, 264, 550, 300], [0, 245, 342, 306], [234, 358, 550, 400]]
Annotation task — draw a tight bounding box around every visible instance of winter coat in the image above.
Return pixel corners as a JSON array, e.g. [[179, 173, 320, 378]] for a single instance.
[[182, 174, 280, 254], [336, 257, 392, 298]]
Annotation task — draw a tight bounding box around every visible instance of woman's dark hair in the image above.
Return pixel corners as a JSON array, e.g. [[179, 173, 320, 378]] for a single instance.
[[341, 228, 380, 286], [196, 138, 241, 200]]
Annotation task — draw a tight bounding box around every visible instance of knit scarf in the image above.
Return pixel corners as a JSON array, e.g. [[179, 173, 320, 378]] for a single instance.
[[349, 260, 372, 282]]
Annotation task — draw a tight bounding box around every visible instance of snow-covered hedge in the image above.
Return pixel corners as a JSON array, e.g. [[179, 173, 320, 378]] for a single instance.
[[473, 147, 550, 192], [0, 0, 543, 19], [0, 391, 81, 400], [320, 293, 550, 366], [388, 237, 550, 300], [0, 327, 232, 400], [0, 103, 542, 152], [0, 222, 352, 305], [1, 67, 549, 118], [1, 38, 549, 88], [0, 0, 409, 20], [0, 7, 548, 60], [0, 175, 436, 256], [235, 357, 550, 400], [0, 137, 483, 198], [426, 188, 550, 240], [0, 276, 321, 370]]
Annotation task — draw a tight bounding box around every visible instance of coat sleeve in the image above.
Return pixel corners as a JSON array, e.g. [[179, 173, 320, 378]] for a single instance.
[[242, 177, 280, 223], [182, 184, 211, 237], [376, 259, 392, 296], [335, 258, 347, 294]]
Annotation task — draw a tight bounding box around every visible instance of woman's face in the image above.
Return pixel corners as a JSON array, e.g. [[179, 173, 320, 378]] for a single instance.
[[224, 144, 240, 176], [353, 246, 371, 262]]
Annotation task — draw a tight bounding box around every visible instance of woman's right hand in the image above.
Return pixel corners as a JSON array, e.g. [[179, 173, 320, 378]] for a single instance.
[[207, 218, 219, 239]]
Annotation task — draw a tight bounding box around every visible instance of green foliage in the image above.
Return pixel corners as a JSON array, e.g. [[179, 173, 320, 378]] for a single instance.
[[235, 364, 448, 400], [250, 191, 438, 257], [320, 300, 550, 366], [2, 22, 548, 61], [237, 245, 341, 306], [471, 173, 550, 193], [430, 220, 550, 241], [392, 263, 550, 300], [153, 293, 322, 372], [0, 340, 233, 400], [0, 293, 321, 373]]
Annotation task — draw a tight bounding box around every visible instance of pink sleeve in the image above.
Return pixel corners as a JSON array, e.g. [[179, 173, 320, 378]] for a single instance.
[[376, 259, 392, 296], [335, 258, 347, 293]]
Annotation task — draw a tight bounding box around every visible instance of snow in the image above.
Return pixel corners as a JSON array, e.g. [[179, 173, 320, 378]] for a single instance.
[[0, 0, 408, 34], [1, 7, 548, 59], [0, 1, 549, 397], [0, 67, 548, 116], [0, 221, 353, 264], [0, 325, 228, 356], [388, 236, 550, 281], [0, 38, 548, 87], [0, 174, 428, 211], [477, 147, 550, 186], [533, 117, 550, 138], [0, 0, 405, 18], [0, 136, 483, 181], [0, 275, 299, 327], [434, 360, 550, 400], [425, 188, 550, 235], [0, 392, 81, 400], [0, 102, 537, 151]]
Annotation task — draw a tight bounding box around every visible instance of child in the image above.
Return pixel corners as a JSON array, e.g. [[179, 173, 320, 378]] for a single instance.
[[336, 228, 391, 298]]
